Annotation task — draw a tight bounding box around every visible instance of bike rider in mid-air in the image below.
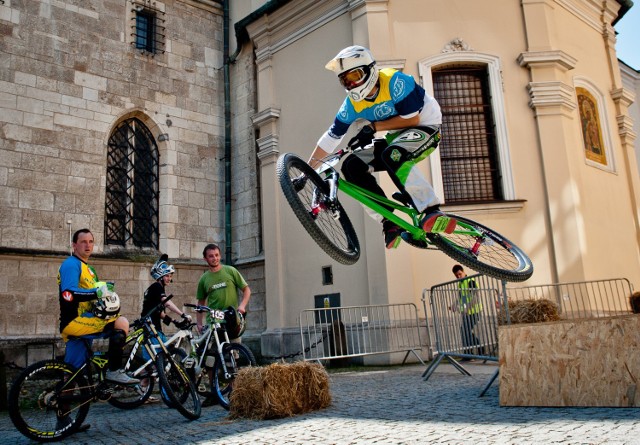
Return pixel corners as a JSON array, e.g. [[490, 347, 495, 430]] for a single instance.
[[308, 45, 457, 249]]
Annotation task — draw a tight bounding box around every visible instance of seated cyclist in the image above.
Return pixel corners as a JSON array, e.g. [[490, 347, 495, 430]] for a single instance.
[[58, 228, 139, 386], [308, 45, 456, 249]]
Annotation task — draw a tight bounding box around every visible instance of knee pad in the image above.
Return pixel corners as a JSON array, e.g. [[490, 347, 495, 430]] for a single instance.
[[381, 145, 411, 172], [110, 329, 126, 347]]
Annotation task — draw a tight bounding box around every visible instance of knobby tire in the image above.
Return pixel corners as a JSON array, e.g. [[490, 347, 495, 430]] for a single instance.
[[212, 343, 256, 410], [277, 153, 360, 265], [8, 360, 91, 442], [427, 213, 533, 282], [155, 351, 201, 420]]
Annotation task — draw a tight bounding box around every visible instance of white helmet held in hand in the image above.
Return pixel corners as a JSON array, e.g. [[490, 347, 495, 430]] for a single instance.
[[325, 45, 379, 102], [94, 292, 121, 319]]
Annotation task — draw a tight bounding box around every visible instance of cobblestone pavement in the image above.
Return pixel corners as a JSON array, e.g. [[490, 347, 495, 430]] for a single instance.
[[2, 362, 639, 444]]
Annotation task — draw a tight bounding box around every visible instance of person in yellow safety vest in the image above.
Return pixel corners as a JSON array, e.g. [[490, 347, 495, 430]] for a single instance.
[[452, 264, 484, 360]]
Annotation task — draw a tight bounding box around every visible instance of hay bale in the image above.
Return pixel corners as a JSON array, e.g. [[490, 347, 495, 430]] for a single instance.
[[498, 298, 561, 325], [229, 361, 331, 419]]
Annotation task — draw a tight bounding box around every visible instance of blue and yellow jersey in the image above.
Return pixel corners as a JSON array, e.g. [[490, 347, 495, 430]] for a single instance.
[[57, 255, 100, 332], [317, 68, 441, 152]]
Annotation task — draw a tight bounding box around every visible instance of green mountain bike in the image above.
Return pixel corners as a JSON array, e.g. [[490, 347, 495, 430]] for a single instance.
[[276, 142, 533, 282]]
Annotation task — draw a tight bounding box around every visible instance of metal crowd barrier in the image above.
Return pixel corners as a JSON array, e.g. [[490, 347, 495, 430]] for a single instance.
[[422, 276, 634, 395], [504, 278, 634, 319], [299, 303, 426, 366]]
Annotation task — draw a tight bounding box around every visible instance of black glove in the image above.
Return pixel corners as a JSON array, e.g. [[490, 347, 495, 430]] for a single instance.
[[348, 124, 375, 149], [174, 319, 191, 330], [162, 316, 173, 326]]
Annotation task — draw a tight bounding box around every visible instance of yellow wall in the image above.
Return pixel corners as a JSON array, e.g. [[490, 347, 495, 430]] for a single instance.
[[245, 0, 640, 330]]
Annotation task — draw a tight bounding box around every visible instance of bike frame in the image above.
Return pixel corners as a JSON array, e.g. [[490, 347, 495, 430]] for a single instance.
[[57, 348, 112, 410], [316, 149, 480, 244], [123, 318, 188, 378], [183, 304, 235, 380]]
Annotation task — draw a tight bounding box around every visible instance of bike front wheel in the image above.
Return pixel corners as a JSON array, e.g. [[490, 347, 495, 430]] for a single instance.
[[427, 213, 533, 282], [277, 153, 360, 265], [160, 347, 188, 408], [8, 360, 91, 442], [156, 351, 201, 420], [211, 343, 256, 410]]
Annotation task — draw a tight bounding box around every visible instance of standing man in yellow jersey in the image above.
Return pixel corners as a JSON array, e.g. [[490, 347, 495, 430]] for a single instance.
[[452, 264, 483, 359]]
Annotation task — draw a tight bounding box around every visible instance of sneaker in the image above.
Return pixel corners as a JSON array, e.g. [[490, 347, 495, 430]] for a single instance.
[[106, 369, 141, 385], [421, 205, 457, 234], [382, 220, 402, 249]]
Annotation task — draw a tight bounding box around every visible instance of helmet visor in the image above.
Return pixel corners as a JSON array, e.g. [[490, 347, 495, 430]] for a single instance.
[[338, 65, 370, 91]]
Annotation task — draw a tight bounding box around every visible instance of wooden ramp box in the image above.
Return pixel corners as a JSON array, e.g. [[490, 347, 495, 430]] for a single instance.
[[499, 315, 640, 407]]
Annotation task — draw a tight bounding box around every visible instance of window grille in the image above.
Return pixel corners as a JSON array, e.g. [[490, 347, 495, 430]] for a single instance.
[[131, 1, 165, 55], [105, 118, 159, 249], [432, 66, 503, 203]]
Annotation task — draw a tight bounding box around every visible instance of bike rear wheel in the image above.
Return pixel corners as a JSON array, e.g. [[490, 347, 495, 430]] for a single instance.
[[427, 213, 533, 282], [277, 153, 360, 265], [211, 343, 256, 410], [156, 352, 201, 420], [108, 337, 155, 409], [8, 360, 91, 442], [109, 359, 155, 409]]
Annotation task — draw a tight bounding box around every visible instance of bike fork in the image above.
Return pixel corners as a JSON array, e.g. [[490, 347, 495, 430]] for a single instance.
[[311, 171, 340, 220]]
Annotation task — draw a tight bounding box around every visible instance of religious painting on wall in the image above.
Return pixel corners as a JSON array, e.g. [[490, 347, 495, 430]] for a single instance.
[[576, 87, 607, 166]]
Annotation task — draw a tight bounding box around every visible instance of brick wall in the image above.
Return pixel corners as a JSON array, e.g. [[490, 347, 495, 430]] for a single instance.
[[0, 0, 266, 358]]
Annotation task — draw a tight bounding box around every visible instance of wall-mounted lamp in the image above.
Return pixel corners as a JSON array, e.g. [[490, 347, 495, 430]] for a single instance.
[[158, 133, 169, 141]]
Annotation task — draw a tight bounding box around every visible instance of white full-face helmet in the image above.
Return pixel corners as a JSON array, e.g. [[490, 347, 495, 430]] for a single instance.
[[94, 292, 121, 319], [325, 45, 379, 102]]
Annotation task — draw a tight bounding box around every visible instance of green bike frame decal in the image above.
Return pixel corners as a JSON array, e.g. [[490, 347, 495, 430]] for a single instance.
[[93, 356, 108, 369]]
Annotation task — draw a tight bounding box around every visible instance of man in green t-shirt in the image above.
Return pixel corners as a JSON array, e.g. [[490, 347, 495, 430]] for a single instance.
[[195, 243, 251, 334]]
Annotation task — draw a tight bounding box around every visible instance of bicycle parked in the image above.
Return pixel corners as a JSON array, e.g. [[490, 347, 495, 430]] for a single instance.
[[7, 294, 194, 443], [176, 303, 256, 410], [108, 295, 201, 420], [276, 131, 533, 282]]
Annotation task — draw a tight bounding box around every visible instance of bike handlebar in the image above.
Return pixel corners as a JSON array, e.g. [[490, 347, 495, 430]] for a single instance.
[[132, 294, 175, 329], [184, 303, 227, 322], [184, 302, 208, 313]]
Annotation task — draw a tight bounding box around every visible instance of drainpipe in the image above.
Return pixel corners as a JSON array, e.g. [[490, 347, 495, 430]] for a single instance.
[[222, 0, 232, 265]]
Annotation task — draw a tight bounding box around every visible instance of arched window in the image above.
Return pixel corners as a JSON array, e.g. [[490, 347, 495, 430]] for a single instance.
[[105, 117, 159, 249], [419, 51, 515, 205], [432, 64, 502, 202]]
